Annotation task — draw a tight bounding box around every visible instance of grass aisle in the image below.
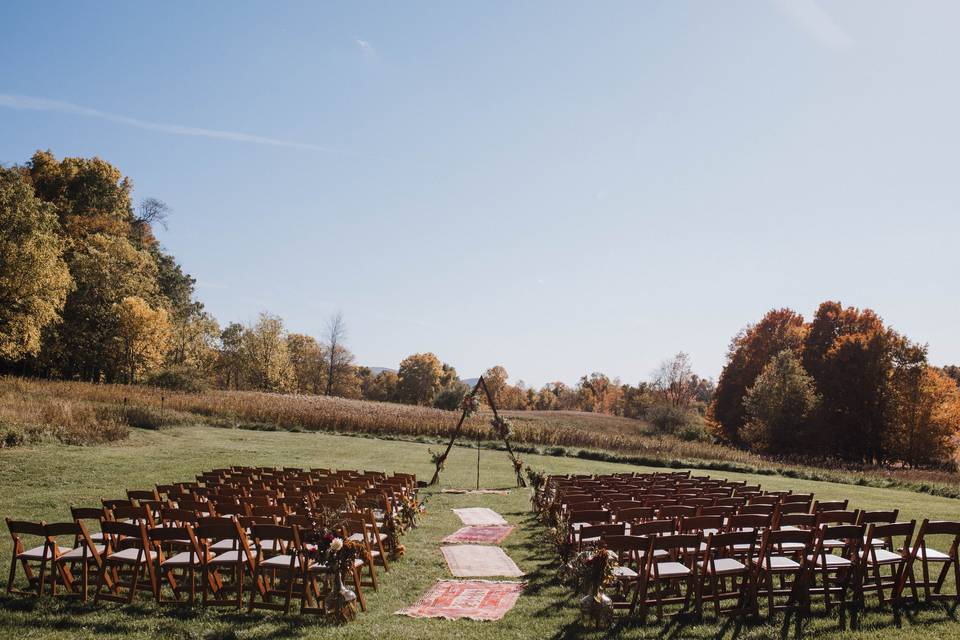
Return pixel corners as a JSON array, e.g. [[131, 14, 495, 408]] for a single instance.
[[0, 425, 958, 639]]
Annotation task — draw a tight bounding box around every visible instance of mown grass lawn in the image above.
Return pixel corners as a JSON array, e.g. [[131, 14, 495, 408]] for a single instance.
[[0, 425, 958, 639]]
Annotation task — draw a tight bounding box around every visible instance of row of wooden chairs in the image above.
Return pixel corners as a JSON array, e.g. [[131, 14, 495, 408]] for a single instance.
[[6, 466, 417, 615], [542, 472, 960, 625]]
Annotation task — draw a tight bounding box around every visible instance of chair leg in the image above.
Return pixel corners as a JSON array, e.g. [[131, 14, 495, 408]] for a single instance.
[[351, 566, 367, 612]]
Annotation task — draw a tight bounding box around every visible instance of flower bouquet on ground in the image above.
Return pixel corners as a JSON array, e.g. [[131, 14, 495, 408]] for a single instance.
[[568, 544, 618, 629], [398, 493, 426, 530], [325, 537, 365, 624], [382, 511, 405, 559]]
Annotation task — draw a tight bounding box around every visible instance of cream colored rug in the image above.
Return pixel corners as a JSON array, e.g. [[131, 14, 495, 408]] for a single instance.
[[452, 507, 508, 526], [441, 545, 524, 577]]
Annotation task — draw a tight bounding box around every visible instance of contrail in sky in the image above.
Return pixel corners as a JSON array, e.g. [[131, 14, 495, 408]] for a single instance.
[[0, 93, 375, 159]]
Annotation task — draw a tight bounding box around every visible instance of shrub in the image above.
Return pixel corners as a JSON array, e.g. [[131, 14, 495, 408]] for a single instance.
[[677, 422, 711, 443], [648, 403, 695, 434], [145, 366, 208, 393], [2, 425, 24, 448], [433, 385, 468, 411], [123, 405, 166, 430]]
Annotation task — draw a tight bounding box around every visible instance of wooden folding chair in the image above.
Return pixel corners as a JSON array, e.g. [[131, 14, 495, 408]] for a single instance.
[[577, 523, 625, 551], [248, 524, 302, 613], [46, 521, 104, 601], [751, 528, 814, 618], [93, 520, 157, 604], [149, 524, 210, 605], [5, 519, 50, 597], [634, 532, 702, 621], [696, 531, 757, 619], [857, 510, 900, 549], [196, 519, 257, 609], [343, 514, 379, 591], [860, 521, 914, 614], [806, 523, 866, 618], [900, 519, 960, 606], [604, 534, 648, 614]]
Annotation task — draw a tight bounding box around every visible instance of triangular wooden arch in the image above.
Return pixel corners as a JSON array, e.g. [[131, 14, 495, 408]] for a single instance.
[[428, 375, 527, 487]]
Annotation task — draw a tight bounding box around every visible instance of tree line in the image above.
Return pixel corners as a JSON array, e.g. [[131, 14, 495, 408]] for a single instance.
[[0, 151, 713, 430], [709, 303, 960, 468]]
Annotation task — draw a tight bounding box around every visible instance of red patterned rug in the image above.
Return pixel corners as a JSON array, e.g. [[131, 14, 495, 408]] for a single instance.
[[443, 525, 515, 545], [396, 579, 525, 621]]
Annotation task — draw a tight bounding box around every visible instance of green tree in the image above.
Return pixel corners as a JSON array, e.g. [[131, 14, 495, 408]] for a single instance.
[[709, 308, 807, 443], [397, 353, 443, 405], [0, 167, 72, 360], [45, 233, 160, 381], [742, 350, 820, 453], [361, 369, 399, 402]]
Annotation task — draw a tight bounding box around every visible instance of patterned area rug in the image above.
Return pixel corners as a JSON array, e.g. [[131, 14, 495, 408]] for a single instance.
[[443, 525, 515, 545], [441, 544, 524, 577], [452, 507, 508, 526], [396, 580, 525, 621], [441, 489, 511, 495]]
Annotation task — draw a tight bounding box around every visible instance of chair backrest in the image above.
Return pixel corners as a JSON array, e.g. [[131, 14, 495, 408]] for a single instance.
[[700, 505, 736, 518], [616, 506, 655, 523], [249, 524, 299, 555], [813, 499, 849, 512], [865, 521, 915, 554], [630, 519, 675, 536], [679, 515, 724, 534], [726, 513, 771, 531], [778, 513, 816, 529], [815, 524, 865, 557], [578, 523, 625, 543], [6, 519, 48, 555], [127, 489, 160, 502], [658, 505, 697, 519], [777, 502, 812, 515], [705, 530, 755, 557], [110, 504, 155, 527], [739, 504, 775, 516], [816, 510, 859, 526], [782, 493, 814, 504], [100, 520, 149, 552], [149, 524, 201, 555], [858, 509, 899, 525], [568, 509, 611, 525]]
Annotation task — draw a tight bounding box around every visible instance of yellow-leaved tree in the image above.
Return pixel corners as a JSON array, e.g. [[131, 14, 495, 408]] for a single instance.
[[112, 296, 171, 383]]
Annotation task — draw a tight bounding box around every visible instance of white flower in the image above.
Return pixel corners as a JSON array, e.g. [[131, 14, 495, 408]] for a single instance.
[[330, 537, 343, 551]]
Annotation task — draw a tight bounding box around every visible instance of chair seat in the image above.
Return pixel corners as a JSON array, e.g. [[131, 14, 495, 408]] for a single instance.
[[210, 539, 237, 552], [752, 555, 801, 571], [162, 551, 213, 567], [654, 561, 691, 578], [109, 548, 155, 563], [807, 554, 852, 568], [89, 532, 105, 542], [256, 539, 282, 551], [59, 544, 106, 560], [911, 547, 952, 563], [776, 542, 807, 552], [700, 558, 747, 575], [307, 561, 332, 573], [347, 533, 366, 543], [821, 539, 845, 549], [260, 554, 299, 569], [612, 565, 638, 579], [867, 549, 903, 566], [211, 550, 246, 565], [17, 545, 58, 560]]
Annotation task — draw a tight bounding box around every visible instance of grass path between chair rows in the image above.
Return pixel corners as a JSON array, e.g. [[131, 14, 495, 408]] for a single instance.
[[0, 424, 958, 640]]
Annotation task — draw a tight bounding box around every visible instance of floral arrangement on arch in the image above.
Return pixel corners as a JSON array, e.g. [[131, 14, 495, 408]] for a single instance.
[[490, 415, 513, 440], [461, 393, 481, 417]]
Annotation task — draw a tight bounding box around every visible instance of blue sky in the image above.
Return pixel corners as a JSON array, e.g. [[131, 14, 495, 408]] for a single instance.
[[2, 1, 958, 387]]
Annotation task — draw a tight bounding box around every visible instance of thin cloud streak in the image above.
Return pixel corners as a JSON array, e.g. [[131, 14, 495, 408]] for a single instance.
[[354, 37, 376, 60], [773, 0, 853, 50], [0, 93, 379, 159]]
